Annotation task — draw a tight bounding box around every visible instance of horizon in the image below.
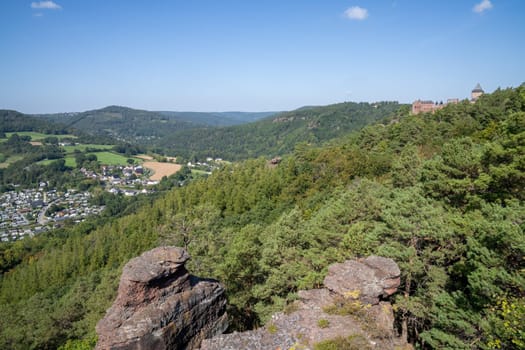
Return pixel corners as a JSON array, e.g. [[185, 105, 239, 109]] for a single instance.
[[1, 0, 524, 114]]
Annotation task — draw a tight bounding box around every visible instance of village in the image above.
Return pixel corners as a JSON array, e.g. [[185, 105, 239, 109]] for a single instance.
[[0, 164, 158, 242], [0, 188, 104, 242], [81, 164, 160, 196], [0, 155, 225, 241]]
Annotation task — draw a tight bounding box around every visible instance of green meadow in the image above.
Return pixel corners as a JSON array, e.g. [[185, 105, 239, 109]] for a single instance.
[[0, 155, 24, 168], [4, 132, 76, 141], [88, 152, 133, 166], [63, 144, 114, 153]]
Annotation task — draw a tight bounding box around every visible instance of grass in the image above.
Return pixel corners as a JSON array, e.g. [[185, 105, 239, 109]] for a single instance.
[[63, 144, 114, 153], [267, 323, 278, 334], [317, 319, 330, 328], [64, 157, 76, 168], [4, 132, 76, 141], [0, 155, 24, 168], [37, 159, 57, 166], [89, 152, 133, 166], [191, 169, 211, 175], [313, 335, 372, 350], [38, 152, 141, 168]]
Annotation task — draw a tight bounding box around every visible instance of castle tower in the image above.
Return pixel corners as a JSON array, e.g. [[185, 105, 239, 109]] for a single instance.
[[471, 83, 484, 101]]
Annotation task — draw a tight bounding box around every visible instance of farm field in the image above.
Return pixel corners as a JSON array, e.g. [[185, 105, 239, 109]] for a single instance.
[[63, 144, 114, 153], [136, 155, 154, 160], [191, 169, 211, 176], [0, 155, 23, 168], [39, 151, 139, 168], [4, 132, 76, 141], [142, 161, 181, 180], [87, 152, 134, 166]]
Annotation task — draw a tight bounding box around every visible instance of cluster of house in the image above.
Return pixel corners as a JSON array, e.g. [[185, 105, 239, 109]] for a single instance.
[[80, 164, 158, 194], [0, 188, 103, 241], [186, 157, 224, 175], [411, 84, 484, 115], [43, 190, 104, 224]]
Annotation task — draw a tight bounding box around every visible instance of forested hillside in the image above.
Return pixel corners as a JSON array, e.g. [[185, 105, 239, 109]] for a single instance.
[[36, 103, 402, 161], [37, 105, 198, 143], [161, 101, 405, 160], [1, 86, 524, 349], [1, 110, 69, 134], [158, 111, 278, 127], [37, 106, 277, 144]]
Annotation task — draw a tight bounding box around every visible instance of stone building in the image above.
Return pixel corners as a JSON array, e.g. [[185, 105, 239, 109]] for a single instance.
[[411, 100, 444, 114], [471, 83, 484, 101], [411, 84, 482, 115]]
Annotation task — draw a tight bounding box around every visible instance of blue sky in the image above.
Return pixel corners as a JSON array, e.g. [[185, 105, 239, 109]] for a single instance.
[[1, 0, 524, 113]]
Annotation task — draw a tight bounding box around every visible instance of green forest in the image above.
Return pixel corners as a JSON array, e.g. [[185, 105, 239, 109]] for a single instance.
[[0, 86, 524, 349], [161, 101, 405, 161]]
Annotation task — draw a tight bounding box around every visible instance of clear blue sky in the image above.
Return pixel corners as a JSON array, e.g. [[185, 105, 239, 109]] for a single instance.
[[1, 0, 524, 113]]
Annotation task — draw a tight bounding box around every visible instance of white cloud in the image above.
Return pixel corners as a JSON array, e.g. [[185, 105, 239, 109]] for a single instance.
[[344, 6, 369, 20], [473, 0, 493, 13], [31, 1, 61, 10]]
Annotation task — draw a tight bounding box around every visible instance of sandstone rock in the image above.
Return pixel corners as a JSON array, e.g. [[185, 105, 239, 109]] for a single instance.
[[324, 255, 401, 304], [96, 247, 228, 350], [200, 256, 405, 350]]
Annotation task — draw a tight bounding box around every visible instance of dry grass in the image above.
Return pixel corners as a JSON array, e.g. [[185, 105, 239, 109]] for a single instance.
[[136, 154, 154, 160], [143, 161, 181, 180]]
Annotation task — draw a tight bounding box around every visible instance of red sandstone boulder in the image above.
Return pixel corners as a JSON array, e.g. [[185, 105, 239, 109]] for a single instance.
[[96, 247, 227, 350], [324, 255, 401, 304], [200, 256, 404, 350]]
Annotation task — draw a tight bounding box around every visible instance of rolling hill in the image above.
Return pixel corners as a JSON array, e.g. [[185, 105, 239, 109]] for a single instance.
[[157, 111, 279, 127], [34, 102, 406, 161], [160, 101, 407, 160], [35, 106, 278, 143]]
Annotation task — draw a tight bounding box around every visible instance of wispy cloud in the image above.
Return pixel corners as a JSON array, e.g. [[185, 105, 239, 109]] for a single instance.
[[344, 6, 369, 21], [31, 1, 61, 10], [473, 0, 493, 13]]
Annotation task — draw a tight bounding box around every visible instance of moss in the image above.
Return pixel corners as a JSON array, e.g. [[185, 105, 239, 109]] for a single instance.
[[313, 335, 372, 350], [317, 319, 330, 328], [283, 301, 300, 315], [322, 295, 370, 317], [267, 323, 278, 334]]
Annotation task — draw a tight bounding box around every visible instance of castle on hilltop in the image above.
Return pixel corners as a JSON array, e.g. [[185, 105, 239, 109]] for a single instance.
[[471, 83, 484, 101], [411, 84, 484, 115]]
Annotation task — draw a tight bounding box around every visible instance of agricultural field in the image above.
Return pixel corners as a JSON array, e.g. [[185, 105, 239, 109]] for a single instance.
[[4, 132, 76, 141], [63, 144, 114, 152], [64, 157, 77, 168], [86, 152, 135, 166], [142, 161, 181, 180], [0, 155, 23, 168], [190, 169, 211, 176]]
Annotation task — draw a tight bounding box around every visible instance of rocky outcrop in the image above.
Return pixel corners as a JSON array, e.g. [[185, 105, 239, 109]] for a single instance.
[[96, 247, 228, 350], [324, 255, 401, 304], [200, 256, 405, 350]]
